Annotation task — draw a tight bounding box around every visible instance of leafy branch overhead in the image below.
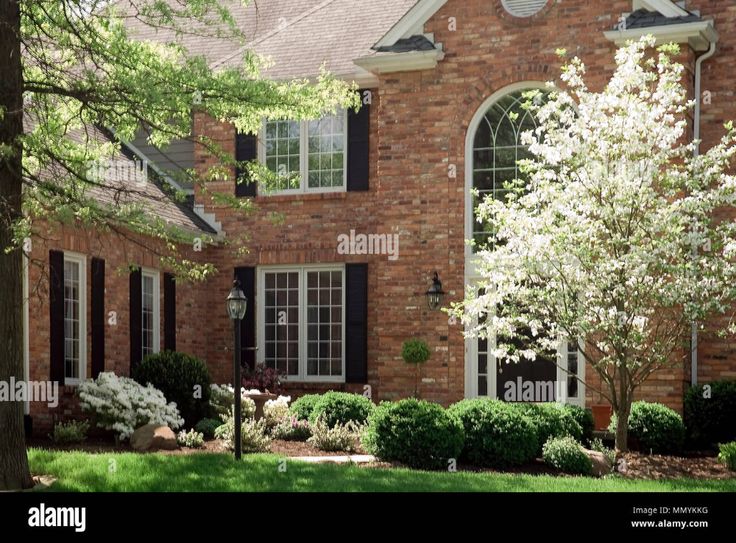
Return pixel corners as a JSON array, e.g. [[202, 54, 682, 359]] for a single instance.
[[15, 0, 359, 278]]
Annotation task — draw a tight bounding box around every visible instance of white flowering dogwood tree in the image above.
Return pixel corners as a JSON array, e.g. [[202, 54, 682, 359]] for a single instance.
[[454, 37, 736, 452]]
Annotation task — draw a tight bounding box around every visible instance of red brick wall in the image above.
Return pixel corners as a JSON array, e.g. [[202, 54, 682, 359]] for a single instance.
[[26, 1, 736, 428], [26, 222, 214, 432], [187, 0, 736, 412]]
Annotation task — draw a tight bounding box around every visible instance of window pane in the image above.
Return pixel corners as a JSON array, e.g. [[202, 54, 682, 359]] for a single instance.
[[141, 274, 156, 358], [305, 270, 343, 377], [263, 271, 299, 376], [264, 120, 301, 191], [63, 260, 82, 380], [306, 112, 345, 190], [471, 90, 547, 252]]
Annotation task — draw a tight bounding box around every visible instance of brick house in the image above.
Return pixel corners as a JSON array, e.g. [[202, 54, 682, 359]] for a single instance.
[[24, 0, 736, 432]]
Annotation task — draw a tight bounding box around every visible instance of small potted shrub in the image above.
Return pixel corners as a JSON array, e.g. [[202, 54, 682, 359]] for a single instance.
[[241, 364, 284, 420], [402, 338, 431, 397]]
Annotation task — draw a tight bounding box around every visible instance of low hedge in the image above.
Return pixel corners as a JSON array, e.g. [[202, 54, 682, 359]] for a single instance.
[[514, 403, 583, 454], [684, 381, 736, 449], [448, 399, 538, 468], [610, 401, 685, 455], [289, 394, 322, 421], [362, 399, 465, 470], [562, 404, 595, 445], [542, 436, 592, 475], [308, 392, 374, 428], [132, 351, 211, 427]]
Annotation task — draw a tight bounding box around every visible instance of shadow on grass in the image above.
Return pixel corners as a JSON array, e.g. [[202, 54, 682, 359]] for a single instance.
[[28, 449, 736, 493]]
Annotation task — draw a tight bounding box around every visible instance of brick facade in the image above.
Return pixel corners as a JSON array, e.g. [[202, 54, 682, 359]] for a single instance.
[[25, 1, 736, 431]]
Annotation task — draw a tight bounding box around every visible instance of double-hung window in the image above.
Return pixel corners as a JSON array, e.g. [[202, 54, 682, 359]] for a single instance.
[[559, 338, 585, 406], [261, 111, 347, 194], [63, 253, 86, 384], [258, 266, 345, 382], [141, 269, 160, 357]]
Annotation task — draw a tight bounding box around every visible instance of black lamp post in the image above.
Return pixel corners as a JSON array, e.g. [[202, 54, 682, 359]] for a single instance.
[[426, 271, 445, 311], [226, 280, 248, 460]]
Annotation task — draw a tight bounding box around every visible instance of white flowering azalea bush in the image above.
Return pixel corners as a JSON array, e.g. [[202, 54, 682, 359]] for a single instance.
[[452, 36, 736, 452], [263, 395, 291, 429], [209, 384, 256, 419], [78, 372, 184, 440]]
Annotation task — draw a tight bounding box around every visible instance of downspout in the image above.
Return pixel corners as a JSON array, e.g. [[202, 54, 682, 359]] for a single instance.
[[691, 39, 717, 386]]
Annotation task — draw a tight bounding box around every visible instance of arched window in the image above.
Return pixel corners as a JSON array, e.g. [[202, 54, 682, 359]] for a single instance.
[[471, 89, 543, 250]]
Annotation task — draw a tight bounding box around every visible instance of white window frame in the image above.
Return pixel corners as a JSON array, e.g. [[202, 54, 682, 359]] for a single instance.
[[141, 268, 161, 357], [63, 252, 87, 386], [258, 112, 348, 195], [257, 264, 346, 383], [557, 337, 586, 407]]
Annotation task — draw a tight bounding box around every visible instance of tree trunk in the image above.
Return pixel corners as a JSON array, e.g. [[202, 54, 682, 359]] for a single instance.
[[614, 403, 631, 453], [0, 0, 33, 491]]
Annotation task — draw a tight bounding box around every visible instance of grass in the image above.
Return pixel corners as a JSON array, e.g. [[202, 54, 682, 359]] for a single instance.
[[28, 448, 736, 492]]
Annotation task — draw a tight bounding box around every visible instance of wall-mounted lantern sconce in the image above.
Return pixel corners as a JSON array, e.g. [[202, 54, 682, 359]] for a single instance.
[[425, 271, 445, 311]]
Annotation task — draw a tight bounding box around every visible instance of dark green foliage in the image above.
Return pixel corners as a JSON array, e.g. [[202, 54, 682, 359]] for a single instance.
[[194, 418, 222, 440], [448, 399, 538, 467], [133, 350, 211, 427], [542, 436, 593, 475], [308, 392, 374, 428], [289, 394, 322, 421], [363, 399, 465, 470], [610, 401, 685, 455], [401, 339, 431, 364], [684, 381, 736, 449], [562, 404, 595, 444], [514, 403, 583, 454]]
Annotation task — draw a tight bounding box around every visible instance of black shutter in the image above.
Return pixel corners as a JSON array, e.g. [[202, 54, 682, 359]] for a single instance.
[[234, 267, 256, 371], [163, 272, 176, 351], [129, 267, 142, 373], [235, 132, 258, 197], [91, 258, 105, 378], [345, 263, 368, 383], [347, 90, 370, 191], [49, 250, 65, 385]]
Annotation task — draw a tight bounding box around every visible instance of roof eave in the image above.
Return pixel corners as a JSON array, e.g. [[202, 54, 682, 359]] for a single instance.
[[354, 48, 445, 74], [603, 20, 718, 51], [374, 0, 448, 49]]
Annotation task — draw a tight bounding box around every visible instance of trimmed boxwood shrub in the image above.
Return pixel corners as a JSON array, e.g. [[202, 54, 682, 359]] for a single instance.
[[684, 381, 736, 448], [562, 404, 595, 445], [514, 403, 583, 454], [308, 392, 374, 428], [448, 399, 538, 468], [133, 351, 211, 427], [289, 394, 322, 421], [363, 399, 465, 470], [610, 401, 685, 455], [194, 418, 222, 440], [542, 436, 593, 475]]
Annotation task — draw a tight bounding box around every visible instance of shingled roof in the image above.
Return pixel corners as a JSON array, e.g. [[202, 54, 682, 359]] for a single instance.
[[119, 0, 418, 81], [623, 7, 702, 29], [24, 116, 216, 235]]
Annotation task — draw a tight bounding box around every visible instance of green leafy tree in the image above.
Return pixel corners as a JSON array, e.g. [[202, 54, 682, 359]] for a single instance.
[[0, 0, 357, 489]]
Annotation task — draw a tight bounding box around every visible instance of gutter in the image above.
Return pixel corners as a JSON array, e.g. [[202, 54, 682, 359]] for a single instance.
[[691, 38, 718, 386]]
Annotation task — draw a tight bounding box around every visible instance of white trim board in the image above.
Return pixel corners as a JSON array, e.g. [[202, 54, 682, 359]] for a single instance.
[[633, 0, 689, 18], [354, 48, 445, 74], [62, 252, 87, 386], [604, 20, 718, 52], [374, 0, 448, 48]]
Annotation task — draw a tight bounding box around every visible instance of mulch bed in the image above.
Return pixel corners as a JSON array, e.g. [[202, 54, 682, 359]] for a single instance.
[[616, 452, 734, 480]]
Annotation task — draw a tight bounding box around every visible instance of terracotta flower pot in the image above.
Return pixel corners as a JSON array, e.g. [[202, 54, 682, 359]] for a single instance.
[[591, 404, 613, 431]]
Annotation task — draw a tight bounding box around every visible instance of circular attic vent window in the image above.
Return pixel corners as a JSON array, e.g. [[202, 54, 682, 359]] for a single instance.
[[501, 0, 548, 17]]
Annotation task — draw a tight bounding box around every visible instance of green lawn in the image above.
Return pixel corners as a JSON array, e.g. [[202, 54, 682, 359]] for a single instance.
[[28, 449, 736, 492]]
